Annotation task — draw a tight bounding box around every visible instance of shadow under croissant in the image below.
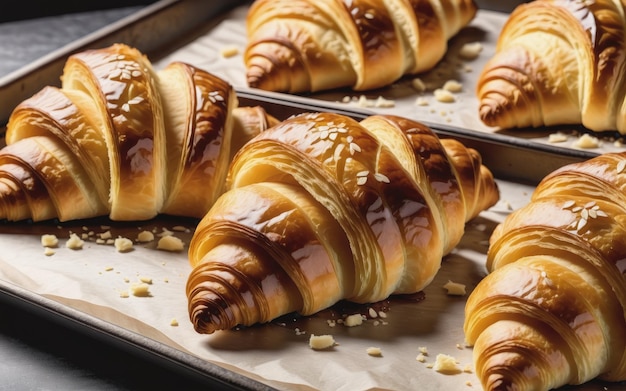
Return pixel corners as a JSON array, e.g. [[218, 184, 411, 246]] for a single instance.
[[200, 243, 491, 352], [0, 215, 199, 238]]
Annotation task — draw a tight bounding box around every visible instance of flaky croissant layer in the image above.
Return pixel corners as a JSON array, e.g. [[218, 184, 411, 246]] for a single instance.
[[187, 111, 499, 334], [244, 0, 477, 93], [464, 152, 626, 391], [477, 0, 626, 133], [0, 43, 277, 222]]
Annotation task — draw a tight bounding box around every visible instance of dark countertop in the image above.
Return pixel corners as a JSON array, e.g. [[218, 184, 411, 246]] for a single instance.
[[0, 8, 135, 78], [0, 299, 211, 390]]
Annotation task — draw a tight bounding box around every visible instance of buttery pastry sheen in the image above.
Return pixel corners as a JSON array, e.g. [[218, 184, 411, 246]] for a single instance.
[[186, 112, 499, 334], [465, 152, 626, 391], [0, 43, 277, 222], [477, 0, 626, 133], [244, 0, 478, 93]]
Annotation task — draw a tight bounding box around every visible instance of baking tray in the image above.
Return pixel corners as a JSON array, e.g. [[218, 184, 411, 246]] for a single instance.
[[0, 1, 619, 390], [0, 94, 610, 390], [0, 0, 249, 125]]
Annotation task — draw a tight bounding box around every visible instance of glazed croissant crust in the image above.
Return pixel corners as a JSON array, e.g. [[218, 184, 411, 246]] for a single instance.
[[244, 0, 477, 93], [0, 43, 277, 222], [186, 112, 499, 334], [477, 0, 626, 133], [464, 152, 626, 391]]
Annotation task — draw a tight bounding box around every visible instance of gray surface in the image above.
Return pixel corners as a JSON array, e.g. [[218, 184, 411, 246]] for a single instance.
[[0, 7, 141, 78], [0, 298, 213, 390]]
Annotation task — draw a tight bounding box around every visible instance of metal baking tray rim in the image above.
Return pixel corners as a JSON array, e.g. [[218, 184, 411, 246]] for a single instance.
[[235, 88, 598, 184], [0, 277, 276, 390]]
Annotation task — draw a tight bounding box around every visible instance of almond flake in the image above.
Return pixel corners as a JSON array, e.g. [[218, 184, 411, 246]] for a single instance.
[[374, 173, 390, 183]]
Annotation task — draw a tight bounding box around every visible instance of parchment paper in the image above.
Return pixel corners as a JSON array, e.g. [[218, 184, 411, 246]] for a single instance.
[[154, 5, 626, 155], [0, 4, 618, 391], [0, 180, 533, 391]]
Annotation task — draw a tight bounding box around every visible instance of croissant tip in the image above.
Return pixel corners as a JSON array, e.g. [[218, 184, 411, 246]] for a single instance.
[[478, 101, 504, 128], [190, 305, 220, 334], [246, 62, 277, 91], [483, 374, 513, 391], [187, 280, 231, 334]]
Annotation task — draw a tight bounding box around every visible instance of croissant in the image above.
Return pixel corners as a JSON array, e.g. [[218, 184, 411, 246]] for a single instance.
[[244, 0, 478, 93], [186, 112, 499, 334], [0, 43, 277, 223], [477, 0, 626, 133], [464, 152, 626, 390]]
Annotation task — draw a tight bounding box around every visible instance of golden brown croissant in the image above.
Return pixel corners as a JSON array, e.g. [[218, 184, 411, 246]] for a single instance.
[[0, 43, 277, 222], [186, 112, 499, 334], [244, 0, 478, 93], [464, 152, 626, 390], [477, 0, 626, 133]]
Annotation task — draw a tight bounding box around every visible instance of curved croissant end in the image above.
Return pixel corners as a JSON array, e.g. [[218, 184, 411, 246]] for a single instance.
[[465, 152, 626, 390], [187, 112, 499, 334], [1, 43, 276, 223], [244, 0, 359, 93], [477, 0, 626, 133], [244, 0, 477, 93]]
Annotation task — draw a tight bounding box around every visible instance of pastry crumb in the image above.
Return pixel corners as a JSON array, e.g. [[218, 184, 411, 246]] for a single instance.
[[157, 235, 184, 251], [43, 247, 56, 256], [442, 80, 463, 93], [66, 233, 85, 250], [415, 97, 429, 106], [443, 280, 467, 296], [309, 334, 336, 350], [374, 96, 395, 108], [434, 88, 456, 103], [41, 234, 58, 247], [411, 78, 427, 92], [433, 353, 461, 374], [574, 133, 600, 149], [136, 230, 155, 243], [458, 42, 483, 60], [366, 347, 383, 357], [220, 45, 239, 58], [548, 133, 568, 143], [130, 282, 151, 297], [114, 237, 134, 252], [344, 313, 364, 327]]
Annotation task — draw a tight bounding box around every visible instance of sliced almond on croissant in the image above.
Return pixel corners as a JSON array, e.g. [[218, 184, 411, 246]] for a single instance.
[[465, 152, 626, 390], [1, 43, 276, 223], [187, 112, 499, 334]]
